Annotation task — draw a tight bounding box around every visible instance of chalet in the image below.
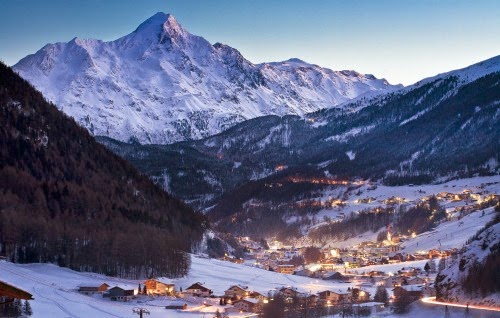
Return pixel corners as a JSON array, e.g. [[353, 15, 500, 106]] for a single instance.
[[384, 276, 404, 288], [0, 281, 33, 300], [277, 264, 295, 274], [165, 300, 188, 310], [249, 291, 268, 302], [185, 282, 212, 297], [280, 287, 299, 298], [233, 298, 260, 313], [144, 278, 175, 295], [294, 268, 313, 277], [103, 286, 136, 302], [320, 261, 344, 271], [305, 294, 319, 307], [353, 302, 385, 315], [407, 277, 426, 285], [352, 288, 370, 302], [389, 253, 405, 262], [367, 271, 386, 277], [323, 271, 345, 281], [224, 285, 249, 299], [318, 290, 351, 304], [392, 285, 423, 301], [77, 283, 109, 295]]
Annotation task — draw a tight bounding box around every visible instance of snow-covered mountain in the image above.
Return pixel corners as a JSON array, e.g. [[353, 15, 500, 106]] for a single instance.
[[435, 210, 500, 307], [13, 12, 398, 144], [99, 56, 499, 210]]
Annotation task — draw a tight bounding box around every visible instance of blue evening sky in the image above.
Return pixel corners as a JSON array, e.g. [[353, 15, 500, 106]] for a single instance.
[[0, 0, 498, 85]]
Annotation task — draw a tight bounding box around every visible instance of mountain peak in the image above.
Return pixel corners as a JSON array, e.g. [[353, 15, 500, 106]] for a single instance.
[[134, 12, 183, 34]]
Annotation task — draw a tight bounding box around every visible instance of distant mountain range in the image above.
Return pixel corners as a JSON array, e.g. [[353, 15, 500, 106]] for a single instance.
[[13, 12, 397, 144]]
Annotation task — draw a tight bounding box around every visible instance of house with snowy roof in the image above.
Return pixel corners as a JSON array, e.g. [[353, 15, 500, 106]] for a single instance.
[[185, 282, 212, 297], [392, 285, 423, 300], [77, 283, 109, 295], [232, 298, 261, 313], [318, 289, 352, 304], [143, 278, 175, 295], [103, 285, 137, 302], [224, 285, 249, 299]]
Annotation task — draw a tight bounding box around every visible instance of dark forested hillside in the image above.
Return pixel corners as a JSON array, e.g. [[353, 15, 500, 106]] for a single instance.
[[98, 67, 499, 239], [0, 62, 207, 278]]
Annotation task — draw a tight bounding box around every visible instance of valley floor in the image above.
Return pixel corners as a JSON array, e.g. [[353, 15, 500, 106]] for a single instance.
[[0, 258, 434, 318]]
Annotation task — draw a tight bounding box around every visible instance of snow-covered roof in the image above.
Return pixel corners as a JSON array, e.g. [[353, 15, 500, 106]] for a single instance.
[[148, 277, 174, 285], [353, 302, 385, 307], [77, 282, 109, 287], [396, 285, 423, 292], [239, 298, 260, 304], [109, 284, 137, 291]]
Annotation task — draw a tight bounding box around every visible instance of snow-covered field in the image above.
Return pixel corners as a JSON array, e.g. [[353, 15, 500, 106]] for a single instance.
[[1, 257, 434, 318]]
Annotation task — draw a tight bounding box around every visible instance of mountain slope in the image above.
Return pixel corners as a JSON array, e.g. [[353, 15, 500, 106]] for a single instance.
[[435, 209, 500, 307], [99, 56, 500, 211], [0, 62, 206, 278], [13, 12, 397, 144]]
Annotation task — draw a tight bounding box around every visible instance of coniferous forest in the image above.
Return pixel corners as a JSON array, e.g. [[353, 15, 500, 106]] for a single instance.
[[0, 62, 207, 278]]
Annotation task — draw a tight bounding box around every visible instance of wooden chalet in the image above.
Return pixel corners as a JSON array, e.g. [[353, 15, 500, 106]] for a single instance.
[[392, 285, 423, 301], [144, 278, 175, 295], [318, 290, 351, 304], [165, 300, 188, 310], [277, 264, 295, 274], [77, 283, 109, 295], [279, 287, 299, 298], [224, 285, 249, 299], [0, 281, 33, 301], [185, 282, 212, 297], [103, 285, 136, 302], [233, 298, 260, 313], [323, 271, 345, 281]]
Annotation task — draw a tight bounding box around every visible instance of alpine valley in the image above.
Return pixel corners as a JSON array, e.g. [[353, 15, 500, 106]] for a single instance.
[[3, 11, 500, 318]]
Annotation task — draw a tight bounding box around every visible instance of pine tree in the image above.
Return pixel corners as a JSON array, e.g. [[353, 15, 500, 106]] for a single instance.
[[374, 286, 389, 304], [12, 299, 22, 317], [23, 300, 33, 316]]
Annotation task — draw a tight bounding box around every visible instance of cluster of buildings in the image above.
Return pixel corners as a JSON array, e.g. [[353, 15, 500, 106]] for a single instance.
[[75, 276, 433, 315]]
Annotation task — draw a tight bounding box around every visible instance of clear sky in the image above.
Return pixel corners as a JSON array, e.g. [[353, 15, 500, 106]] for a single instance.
[[0, 0, 498, 85]]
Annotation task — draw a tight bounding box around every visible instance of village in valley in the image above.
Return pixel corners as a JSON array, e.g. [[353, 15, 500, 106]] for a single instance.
[[61, 178, 498, 317]]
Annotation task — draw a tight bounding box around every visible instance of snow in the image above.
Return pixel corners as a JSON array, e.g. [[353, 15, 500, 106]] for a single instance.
[[0, 256, 388, 318], [2, 256, 466, 317], [306, 175, 499, 251], [409, 55, 500, 88], [13, 13, 396, 145], [400, 207, 497, 255], [325, 124, 375, 142]]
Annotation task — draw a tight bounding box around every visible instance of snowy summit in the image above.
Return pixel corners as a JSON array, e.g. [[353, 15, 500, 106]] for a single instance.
[[13, 12, 399, 144]]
